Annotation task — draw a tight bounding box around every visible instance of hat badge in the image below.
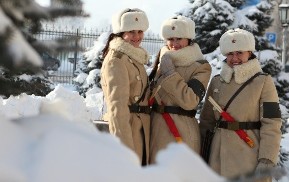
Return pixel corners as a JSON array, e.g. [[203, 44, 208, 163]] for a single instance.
[[172, 26, 175, 30], [135, 17, 138, 21], [232, 39, 236, 43]]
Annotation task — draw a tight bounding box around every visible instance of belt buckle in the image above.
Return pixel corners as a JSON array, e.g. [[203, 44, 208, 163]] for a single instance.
[[138, 106, 141, 113], [227, 122, 239, 130]]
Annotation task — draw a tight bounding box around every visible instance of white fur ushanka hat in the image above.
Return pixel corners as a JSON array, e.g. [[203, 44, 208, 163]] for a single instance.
[[219, 28, 255, 55], [111, 8, 149, 34], [161, 15, 195, 40]]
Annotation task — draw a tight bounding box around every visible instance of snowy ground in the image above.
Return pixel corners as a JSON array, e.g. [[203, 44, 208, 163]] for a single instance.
[[0, 85, 288, 182]]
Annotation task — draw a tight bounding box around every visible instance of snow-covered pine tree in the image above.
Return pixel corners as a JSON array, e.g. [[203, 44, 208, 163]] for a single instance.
[[73, 32, 109, 97], [242, 0, 275, 50], [0, 0, 85, 98], [225, 0, 246, 8], [182, 0, 236, 54], [180, 0, 235, 54], [50, 0, 85, 29], [182, 0, 275, 53]]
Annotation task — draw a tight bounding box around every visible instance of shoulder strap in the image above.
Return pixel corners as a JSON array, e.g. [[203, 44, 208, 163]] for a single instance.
[[216, 72, 262, 123], [223, 72, 262, 111]]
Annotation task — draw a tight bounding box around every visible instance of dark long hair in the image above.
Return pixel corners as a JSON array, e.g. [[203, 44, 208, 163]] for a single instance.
[[102, 32, 124, 58], [148, 50, 161, 82]]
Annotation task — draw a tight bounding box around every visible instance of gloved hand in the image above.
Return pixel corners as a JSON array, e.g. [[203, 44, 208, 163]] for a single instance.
[[160, 54, 175, 77], [255, 158, 275, 172]]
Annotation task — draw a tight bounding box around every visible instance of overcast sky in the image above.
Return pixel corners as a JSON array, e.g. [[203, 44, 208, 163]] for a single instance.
[[36, 0, 190, 34]]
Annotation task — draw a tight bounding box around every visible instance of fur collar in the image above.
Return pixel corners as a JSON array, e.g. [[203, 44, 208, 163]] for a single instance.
[[159, 44, 204, 66], [109, 37, 149, 65], [220, 58, 263, 84]]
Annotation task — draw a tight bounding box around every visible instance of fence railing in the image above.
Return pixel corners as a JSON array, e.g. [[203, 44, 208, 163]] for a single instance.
[[34, 26, 165, 84]]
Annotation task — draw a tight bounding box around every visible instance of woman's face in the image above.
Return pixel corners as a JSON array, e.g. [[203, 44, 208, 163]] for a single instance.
[[122, 30, 144, 48], [226, 51, 252, 68], [166, 38, 189, 51]]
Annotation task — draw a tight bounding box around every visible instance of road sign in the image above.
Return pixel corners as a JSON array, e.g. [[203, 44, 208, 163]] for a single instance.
[[265, 32, 277, 45]]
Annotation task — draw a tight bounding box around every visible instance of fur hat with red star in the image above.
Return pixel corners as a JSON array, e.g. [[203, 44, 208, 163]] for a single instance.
[[111, 8, 149, 34], [219, 28, 255, 56], [161, 15, 195, 40]]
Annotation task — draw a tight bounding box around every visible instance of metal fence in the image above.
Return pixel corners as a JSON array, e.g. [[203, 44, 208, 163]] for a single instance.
[[34, 26, 165, 84]]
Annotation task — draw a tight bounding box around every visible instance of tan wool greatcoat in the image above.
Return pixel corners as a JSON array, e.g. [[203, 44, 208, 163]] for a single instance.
[[101, 37, 150, 164], [199, 58, 282, 180], [149, 45, 212, 164]]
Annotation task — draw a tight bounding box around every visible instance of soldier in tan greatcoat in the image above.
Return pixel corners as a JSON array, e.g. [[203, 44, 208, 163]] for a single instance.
[[199, 28, 282, 182], [148, 16, 212, 164], [100, 8, 151, 166]]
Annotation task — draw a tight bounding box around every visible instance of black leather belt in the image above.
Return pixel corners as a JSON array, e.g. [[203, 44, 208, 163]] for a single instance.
[[152, 104, 196, 118], [129, 105, 151, 114], [218, 121, 261, 130]]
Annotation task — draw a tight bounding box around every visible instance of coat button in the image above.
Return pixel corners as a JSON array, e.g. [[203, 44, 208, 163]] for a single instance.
[[134, 96, 139, 101], [136, 75, 141, 80]]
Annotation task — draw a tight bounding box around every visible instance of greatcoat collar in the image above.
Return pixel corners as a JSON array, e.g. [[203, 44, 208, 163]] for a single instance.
[[220, 58, 263, 84], [109, 37, 149, 65], [159, 43, 204, 67]]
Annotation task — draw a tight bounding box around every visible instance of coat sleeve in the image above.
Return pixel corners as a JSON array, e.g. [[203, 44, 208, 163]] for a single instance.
[[258, 75, 282, 164], [102, 57, 134, 151], [199, 78, 217, 140], [159, 62, 211, 110]]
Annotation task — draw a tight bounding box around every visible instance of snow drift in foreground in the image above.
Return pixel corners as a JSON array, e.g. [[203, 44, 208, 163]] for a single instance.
[[1, 85, 288, 181], [0, 85, 224, 182]]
